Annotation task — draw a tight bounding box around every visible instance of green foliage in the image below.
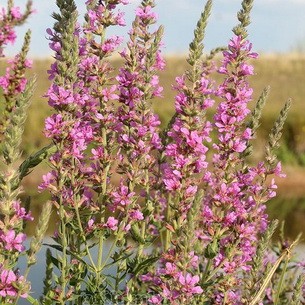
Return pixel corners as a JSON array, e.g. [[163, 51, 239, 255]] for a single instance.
[[265, 99, 292, 168]]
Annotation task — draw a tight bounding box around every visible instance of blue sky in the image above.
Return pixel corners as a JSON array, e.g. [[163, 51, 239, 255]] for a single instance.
[[7, 0, 305, 58]]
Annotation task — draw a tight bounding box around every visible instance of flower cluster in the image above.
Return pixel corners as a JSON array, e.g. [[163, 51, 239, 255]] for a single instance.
[[85, 0, 128, 32], [143, 251, 204, 304], [0, 268, 29, 299], [0, 6, 22, 56], [0, 1, 33, 56], [191, 35, 287, 302], [0, 56, 32, 96], [39, 0, 303, 303], [162, 73, 214, 216]]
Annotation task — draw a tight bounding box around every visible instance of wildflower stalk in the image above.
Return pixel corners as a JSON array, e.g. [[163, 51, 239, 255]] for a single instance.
[[42, 0, 133, 302], [14, 201, 52, 305], [42, 0, 80, 301], [233, 0, 254, 39], [0, 30, 32, 142], [242, 86, 270, 157], [41, 249, 53, 304], [142, 1, 217, 303], [111, 2, 166, 300], [0, 77, 35, 303], [0, 0, 32, 57], [116, 0, 163, 242], [162, 0, 213, 252], [0, 2, 36, 301], [265, 99, 291, 168]]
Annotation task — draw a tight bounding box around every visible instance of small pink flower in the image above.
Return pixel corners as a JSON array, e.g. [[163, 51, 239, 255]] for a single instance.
[[274, 162, 286, 178], [135, 6, 157, 21], [148, 295, 162, 304], [87, 219, 95, 231], [163, 177, 181, 191], [178, 273, 203, 295], [114, 11, 126, 26], [1, 230, 26, 252], [104, 217, 118, 231], [0, 269, 17, 297], [39, 171, 57, 191], [129, 210, 144, 221], [164, 262, 177, 276], [243, 128, 252, 140], [13, 201, 34, 221], [239, 63, 254, 75], [111, 182, 135, 207], [232, 139, 247, 153], [101, 36, 123, 54], [0, 268, 28, 298], [101, 85, 119, 101], [10, 7, 22, 20]]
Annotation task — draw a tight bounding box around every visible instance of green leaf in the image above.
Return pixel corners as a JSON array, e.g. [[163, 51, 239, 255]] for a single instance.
[[131, 256, 160, 276], [26, 295, 40, 305], [44, 243, 95, 273]]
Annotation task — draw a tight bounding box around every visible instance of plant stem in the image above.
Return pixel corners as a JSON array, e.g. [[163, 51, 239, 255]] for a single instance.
[[274, 257, 289, 305], [202, 258, 212, 282], [163, 193, 172, 251], [58, 203, 68, 305]]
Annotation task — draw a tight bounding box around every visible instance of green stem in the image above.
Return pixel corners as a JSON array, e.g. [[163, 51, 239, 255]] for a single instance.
[[100, 236, 119, 270], [96, 234, 104, 273], [74, 203, 96, 269], [163, 193, 172, 251], [57, 151, 68, 305], [274, 257, 289, 305], [96, 128, 110, 277], [137, 222, 146, 258], [58, 203, 68, 305], [202, 258, 212, 282]]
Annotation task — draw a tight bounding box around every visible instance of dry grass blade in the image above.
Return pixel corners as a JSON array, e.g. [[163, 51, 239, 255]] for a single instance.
[[249, 236, 301, 305]]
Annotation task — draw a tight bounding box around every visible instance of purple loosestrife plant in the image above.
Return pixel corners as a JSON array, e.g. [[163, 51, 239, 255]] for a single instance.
[[40, 0, 304, 304], [136, 1, 303, 305], [0, 0, 32, 58], [139, 1, 217, 303], [40, 0, 153, 303], [0, 1, 52, 304], [41, 0, 165, 303], [0, 0, 33, 139], [112, 0, 166, 301], [0, 0, 304, 304]]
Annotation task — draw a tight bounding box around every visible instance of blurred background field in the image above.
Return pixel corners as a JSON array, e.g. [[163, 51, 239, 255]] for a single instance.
[[1, 54, 305, 238]]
